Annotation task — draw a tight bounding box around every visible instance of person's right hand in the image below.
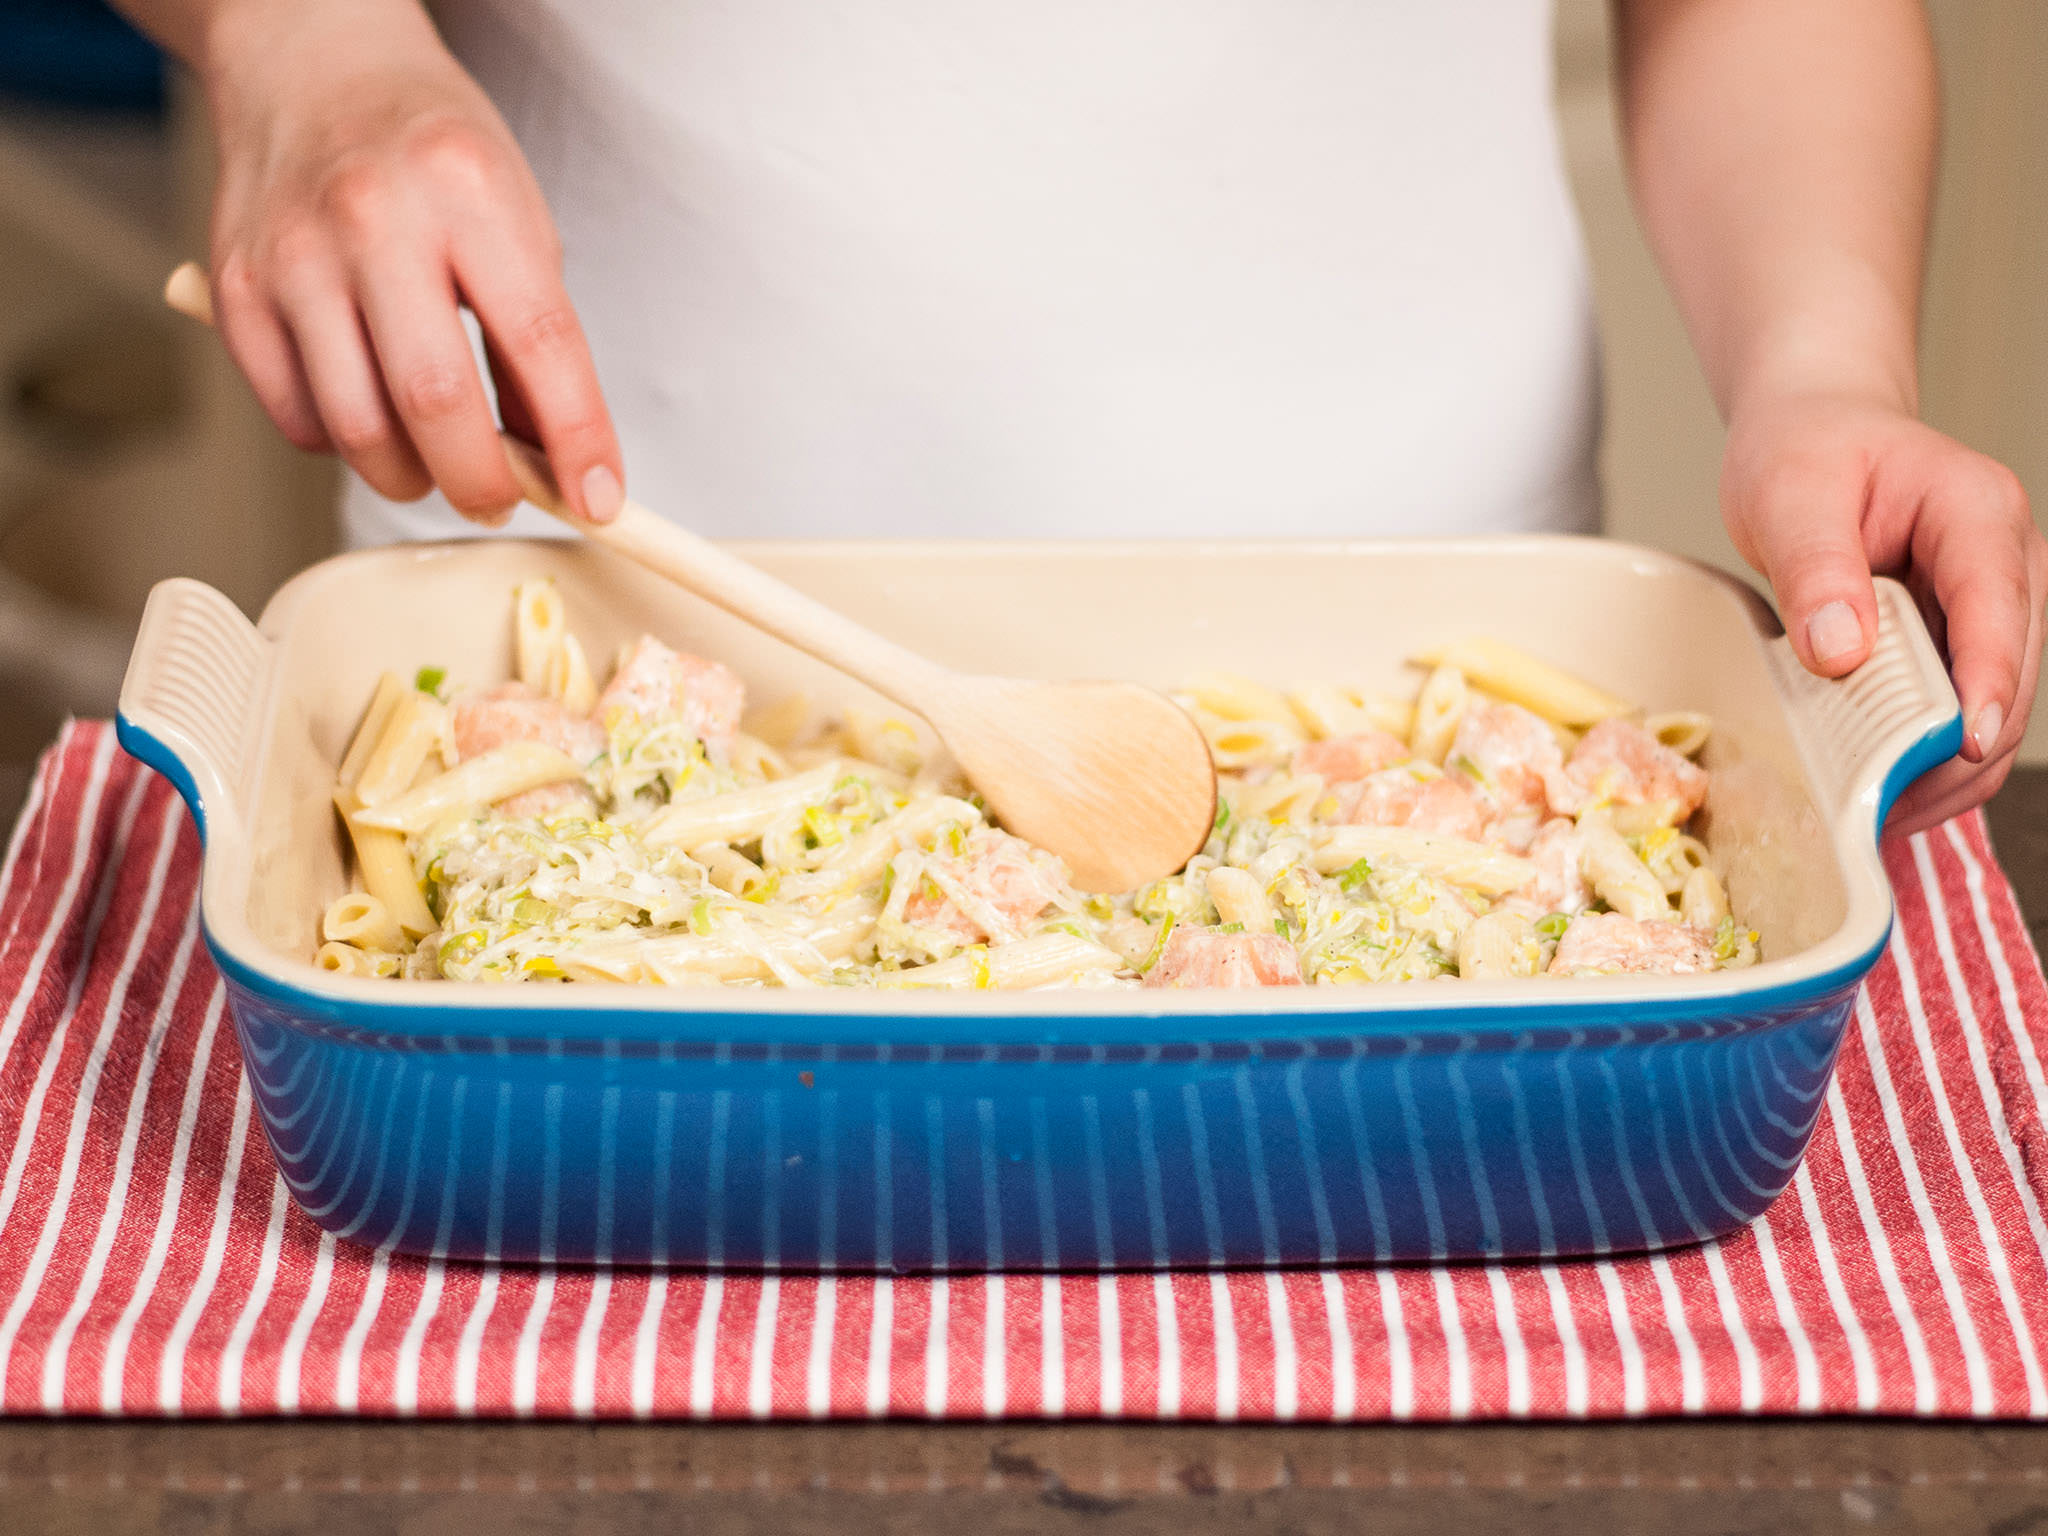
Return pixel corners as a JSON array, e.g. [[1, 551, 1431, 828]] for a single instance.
[[199, 0, 622, 525]]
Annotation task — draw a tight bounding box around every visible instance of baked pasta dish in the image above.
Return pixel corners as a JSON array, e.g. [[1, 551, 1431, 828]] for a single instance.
[[316, 580, 1757, 991]]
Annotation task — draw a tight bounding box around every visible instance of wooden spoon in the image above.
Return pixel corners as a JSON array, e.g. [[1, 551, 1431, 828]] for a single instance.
[[164, 263, 1215, 891]]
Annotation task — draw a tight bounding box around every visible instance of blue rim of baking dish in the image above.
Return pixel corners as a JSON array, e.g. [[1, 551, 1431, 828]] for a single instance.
[[115, 707, 1962, 1044]]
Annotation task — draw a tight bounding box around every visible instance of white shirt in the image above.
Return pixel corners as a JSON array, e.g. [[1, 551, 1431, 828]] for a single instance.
[[346, 0, 1599, 545]]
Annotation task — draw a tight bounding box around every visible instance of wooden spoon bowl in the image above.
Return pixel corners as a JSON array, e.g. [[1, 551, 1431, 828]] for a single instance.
[[927, 677, 1218, 893]]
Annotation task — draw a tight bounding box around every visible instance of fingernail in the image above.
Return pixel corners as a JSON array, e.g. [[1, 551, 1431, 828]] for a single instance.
[[581, 464, 622, 524], [1807, 601, 1863, 666], [1973, 701, 2004, 756]]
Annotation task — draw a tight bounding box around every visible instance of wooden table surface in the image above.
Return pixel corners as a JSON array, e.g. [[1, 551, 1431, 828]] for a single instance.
[[7, 773, 2048, 1536]]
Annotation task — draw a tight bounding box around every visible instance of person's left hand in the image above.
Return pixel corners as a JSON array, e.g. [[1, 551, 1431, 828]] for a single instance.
[[1721, 390, 2048, 835]]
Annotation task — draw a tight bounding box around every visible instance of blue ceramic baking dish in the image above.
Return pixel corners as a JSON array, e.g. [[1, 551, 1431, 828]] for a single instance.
[[115, 537, 1960, 1270]]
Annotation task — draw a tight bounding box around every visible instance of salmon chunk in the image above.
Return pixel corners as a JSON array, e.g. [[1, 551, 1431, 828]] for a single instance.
[[1336, 768, 1488, 842], [1294, 730, 1411, 785], [1548, 911, 1716, 976], [452, 683, 606, 765], [903, 828, 1065, 945], [1143, 928, 1303, 989], [1506, 818, 1590, 916], [597, 636, 746, 754], [1449, 701, 1576, 824], [1565, 720, 1708, 817]]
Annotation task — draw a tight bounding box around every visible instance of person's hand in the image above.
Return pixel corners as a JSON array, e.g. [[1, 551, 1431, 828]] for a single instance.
[[199, 0, 621, 525], [1722, 390, 2047, 834]]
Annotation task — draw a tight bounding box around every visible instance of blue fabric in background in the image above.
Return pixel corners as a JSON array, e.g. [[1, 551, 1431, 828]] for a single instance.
[[0, 0, 164, 112]]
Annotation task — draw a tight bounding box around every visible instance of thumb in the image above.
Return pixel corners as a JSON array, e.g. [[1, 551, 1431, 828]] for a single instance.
[[1741, 471, 1880, 678]]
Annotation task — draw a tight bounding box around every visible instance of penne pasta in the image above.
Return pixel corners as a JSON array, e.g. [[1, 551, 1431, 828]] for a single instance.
[[725, 731, 789, 782], [1408, 663, 1467, 766], [353, 690, 450, 807], [1644, 831, 1711, 896], [878, 932, 1123, 990], [1195, 714, 1301, 772], [548, 632, 597, 714], [1360, 691, 1417, 739], [691, 840, 776, 901], [322, 891, 405, 953], [1206, 866, 1275, 934], [842, 707, 925, 777], [780, 797, 982, 901], [639, 763, 842, 850], [1183, 671, 1300, 725], [1310, 825, 1536, 898], [333, 785, 437, 939], [337, 671, 407, 792], [514, 577, 566, 691], [1644, 710, 1713, 758], [1575, 810, 1671, 922], [351, 743, 586, 834], [1679, 864, 1730, 930], [1456, 910, 1541, 979], [314, 941, 401, 978], [1233, 773, 1327, 829], [563, 904, 876, 985], [1608, 798, 1686, 838], [1410, 637, 1633, 728], [1286, 682, 1378, 742]]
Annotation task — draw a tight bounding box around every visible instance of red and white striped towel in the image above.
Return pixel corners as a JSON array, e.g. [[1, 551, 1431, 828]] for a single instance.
[[4, 721, 2048, 1419]]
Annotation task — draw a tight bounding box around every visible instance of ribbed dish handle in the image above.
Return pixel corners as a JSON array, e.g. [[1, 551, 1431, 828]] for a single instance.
[[115, 577, 273, 846], [1764, 575, 1962, 835]]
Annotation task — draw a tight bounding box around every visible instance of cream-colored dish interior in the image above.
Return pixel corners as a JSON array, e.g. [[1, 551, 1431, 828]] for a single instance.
[[137, 536, 1952, 1013]]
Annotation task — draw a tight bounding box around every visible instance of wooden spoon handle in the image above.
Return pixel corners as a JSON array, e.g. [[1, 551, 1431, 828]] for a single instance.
[[164, 262, 946, 710]]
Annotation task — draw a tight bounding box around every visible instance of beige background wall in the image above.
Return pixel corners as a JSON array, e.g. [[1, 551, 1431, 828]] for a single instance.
[[0, 0, 2043, 780]]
